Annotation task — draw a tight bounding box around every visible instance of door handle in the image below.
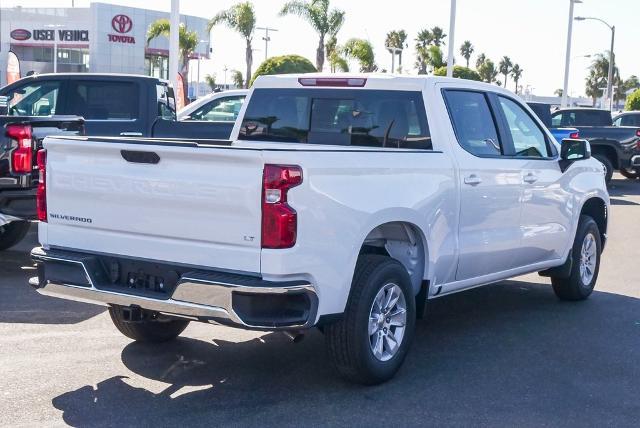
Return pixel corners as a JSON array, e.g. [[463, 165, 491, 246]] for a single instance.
[[464, 174, 482, 185], [120, 132, 143, 137], [523, 173, 538, 184]]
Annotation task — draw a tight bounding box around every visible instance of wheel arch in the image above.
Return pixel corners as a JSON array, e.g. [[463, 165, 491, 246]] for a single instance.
[[358, 220, 430, 297], [580, 196, 608, 247]]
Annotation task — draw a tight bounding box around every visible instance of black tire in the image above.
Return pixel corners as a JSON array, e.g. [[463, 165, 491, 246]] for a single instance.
[[593, 154, 613, 184], [0, 221, 31, 251], [551, 215, 601, 301], [325, 254, 416, 385], [108, 306, 190, 342], [619, 167, 640, 180]]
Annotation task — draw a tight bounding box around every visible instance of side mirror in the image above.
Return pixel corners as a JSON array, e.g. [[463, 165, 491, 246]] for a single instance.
[[559, 138, 591, 172], [0, 96, 8, 115]]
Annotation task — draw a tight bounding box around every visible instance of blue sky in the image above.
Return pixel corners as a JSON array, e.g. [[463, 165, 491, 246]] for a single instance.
[[5, 0, 639, 96]]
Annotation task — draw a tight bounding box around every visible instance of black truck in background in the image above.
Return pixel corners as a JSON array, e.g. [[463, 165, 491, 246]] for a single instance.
[[551, 108, 640, 182], [0, 73, 236, 250]]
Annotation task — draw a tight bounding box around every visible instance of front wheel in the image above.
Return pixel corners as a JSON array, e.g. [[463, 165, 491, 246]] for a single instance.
[[551, 215, 601, 301], [593, 154, 613, 184], [325, 255, 416, 385], [619, 167, 640, 180]]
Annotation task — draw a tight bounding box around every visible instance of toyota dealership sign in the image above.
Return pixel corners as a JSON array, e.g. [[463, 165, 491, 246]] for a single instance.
[[108, 14, 135, 44]]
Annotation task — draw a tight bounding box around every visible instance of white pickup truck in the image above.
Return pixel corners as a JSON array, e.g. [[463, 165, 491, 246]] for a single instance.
[[30, 74, 609, 384]]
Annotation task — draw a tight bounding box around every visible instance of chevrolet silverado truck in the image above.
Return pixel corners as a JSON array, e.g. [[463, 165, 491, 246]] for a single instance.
[[0, 116, 84, 250], [0, 73, 238, 251], [30, 75, 609, 384], [551, 108, 640, 182]]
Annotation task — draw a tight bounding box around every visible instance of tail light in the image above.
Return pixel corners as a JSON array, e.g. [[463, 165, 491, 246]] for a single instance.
[[261, 164, 303, 249], [36, 149, 47, 222], [636, 129, 640, 138], [569, 131, 580, 139], [6, 124, 33, 173]]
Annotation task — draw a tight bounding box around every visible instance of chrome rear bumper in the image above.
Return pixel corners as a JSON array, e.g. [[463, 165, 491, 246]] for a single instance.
[[30, 247, 317, 330]]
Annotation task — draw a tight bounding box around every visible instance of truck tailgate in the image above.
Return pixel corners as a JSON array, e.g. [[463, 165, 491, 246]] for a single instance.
[[41, 137, 263, 273]]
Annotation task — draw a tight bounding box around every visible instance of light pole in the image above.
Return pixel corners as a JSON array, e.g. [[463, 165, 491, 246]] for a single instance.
[[561, 0, 582, 108], [195, 39, 207, 99], [44, 24, 65, 73], [256, 26, 278, 62], [575, 16, 615, 110], [169, 0, 180, 105], [446, 0, 456, 77]]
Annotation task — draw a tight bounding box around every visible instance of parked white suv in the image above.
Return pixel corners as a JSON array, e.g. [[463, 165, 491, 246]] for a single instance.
[[30, 74, 609, 384]]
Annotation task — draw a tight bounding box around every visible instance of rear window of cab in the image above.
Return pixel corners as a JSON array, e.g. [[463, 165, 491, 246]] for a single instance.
[[238, 88, 432, 150]]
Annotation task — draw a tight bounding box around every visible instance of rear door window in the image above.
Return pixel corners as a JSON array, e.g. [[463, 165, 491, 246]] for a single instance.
[[443, 90, 503, 156], [5, 80, 61, 116], [239, 89, 431, 149], [67, 80, 139, 120]]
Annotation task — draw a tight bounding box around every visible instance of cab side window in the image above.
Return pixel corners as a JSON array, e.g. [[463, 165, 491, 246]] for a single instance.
[[498, 96, 550, 158], [443, 90, 503, 156], [5, 81, 61, 116], [188, 96, 245, 122]]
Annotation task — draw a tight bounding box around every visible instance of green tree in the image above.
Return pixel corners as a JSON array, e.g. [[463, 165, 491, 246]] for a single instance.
[[554, 88, 563, 97], [250, 54, 316, 86], [231, 70, 244, 88], [147, 19, 198, 98], [475, 52, 486, 69], [477, 59, 498, 83], [279, 0, 345, 72], [204, 74, 216, 91], [325, 35, 349, 72], [510, 64, 523, 94], [624, 75, 639, 92], [498, 56, 513, 88], [434, 65, 481, 81], [385, 29, 408, 72], [625, 89, 640, 110], [427, 45, 445, 72], [209, 2, 256, 88], [459, 40, 474, 68], [343, 38, 377, 72]]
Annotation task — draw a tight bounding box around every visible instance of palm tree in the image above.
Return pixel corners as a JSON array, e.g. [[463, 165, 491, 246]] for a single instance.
[[430, 26, 446, 47], [415, 29, 432, 74], [510, 64, 523, 94], [475, 53, 486, 69], [554, 88, 564, 97], [427, 45, 445, 72], [147, 19, 198, 99], [326, 35, 348, 72], [343, 38, 376, 72], [385, 30, 407, 73], [498, 56, 513, 88], [459, 40, 474, 68], [209, 2, 256, 89], [231, 70, 244, 88], [204, 74, 216, 91], [279, 0, 345, 72]]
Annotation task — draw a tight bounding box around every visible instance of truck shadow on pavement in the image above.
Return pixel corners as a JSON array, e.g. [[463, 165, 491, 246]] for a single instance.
[[51, 280, 640, 427], [0, 224, 105, 324]]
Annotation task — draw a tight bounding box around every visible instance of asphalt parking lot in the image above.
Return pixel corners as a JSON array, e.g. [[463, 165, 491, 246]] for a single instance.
[[1, 175, 639, 427]]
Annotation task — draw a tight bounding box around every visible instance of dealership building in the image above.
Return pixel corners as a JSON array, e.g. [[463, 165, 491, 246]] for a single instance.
[[0, 3, 210, 87]]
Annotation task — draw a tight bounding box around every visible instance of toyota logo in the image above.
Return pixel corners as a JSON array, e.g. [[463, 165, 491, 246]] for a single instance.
[[111, 14, 132, 34]]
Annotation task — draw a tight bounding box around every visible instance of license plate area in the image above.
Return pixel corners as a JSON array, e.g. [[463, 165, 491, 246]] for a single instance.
[[92, 256, 186, 299]]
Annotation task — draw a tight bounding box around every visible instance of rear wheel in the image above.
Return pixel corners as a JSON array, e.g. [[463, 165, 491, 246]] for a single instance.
[[0, 221, 30, 251], [593, 154, 613, 184], [619, 167, 640, 180], [108, 306, 190, 342], [551, 215, 601, 301], [325, 255, 416, 385]]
